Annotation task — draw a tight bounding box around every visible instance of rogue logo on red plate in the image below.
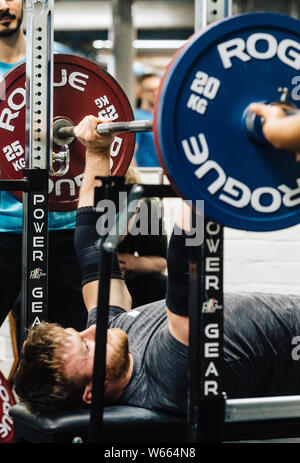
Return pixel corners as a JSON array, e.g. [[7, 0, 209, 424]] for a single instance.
[[0, 370, 16, 443], [0, 54, 135, 211]]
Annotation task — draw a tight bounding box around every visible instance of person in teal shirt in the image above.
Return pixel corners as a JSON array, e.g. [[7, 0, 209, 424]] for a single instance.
[[0, 0, 86, 347], [133, 73, 161, 167]]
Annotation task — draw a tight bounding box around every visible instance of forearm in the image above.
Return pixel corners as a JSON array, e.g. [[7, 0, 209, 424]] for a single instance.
[[83, 279, 132, 312], [74, 115, 132, 312], [165, 202, 196, 346], [78, 152, 110, 208], [130, 255, 167, 274], [74, 206, 131, 312], [263, 114, 300, 152], [74, 115, 113, 208], [165, 226, 190, 346], [249, 103, 300, 153]]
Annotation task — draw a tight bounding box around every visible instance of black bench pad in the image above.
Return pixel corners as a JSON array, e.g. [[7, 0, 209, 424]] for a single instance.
[[10, 403, 186, 443]]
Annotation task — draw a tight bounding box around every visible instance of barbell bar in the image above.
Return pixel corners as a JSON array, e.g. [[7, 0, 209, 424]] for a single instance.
[[53, 118, 153, 147], [52, 102, 300, 149]]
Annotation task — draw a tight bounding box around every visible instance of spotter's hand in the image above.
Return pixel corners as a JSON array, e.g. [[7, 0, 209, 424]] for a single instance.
[[249, 102, 300, 161], [249, 102, 286, 123]]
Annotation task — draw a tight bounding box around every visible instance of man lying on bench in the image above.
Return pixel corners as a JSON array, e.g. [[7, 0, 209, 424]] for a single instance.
[[13, 115, 300, 417]]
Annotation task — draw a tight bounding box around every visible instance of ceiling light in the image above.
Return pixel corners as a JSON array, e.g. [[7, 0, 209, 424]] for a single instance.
[[93, 39, 185, 50]]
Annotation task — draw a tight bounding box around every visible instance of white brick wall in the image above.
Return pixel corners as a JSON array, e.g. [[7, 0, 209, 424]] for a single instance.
[[224, 225, 300, 295], [0, 169, 299, 378]]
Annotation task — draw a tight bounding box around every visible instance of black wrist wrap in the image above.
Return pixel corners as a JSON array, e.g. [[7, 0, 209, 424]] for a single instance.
[[74, 206, 124, 287]]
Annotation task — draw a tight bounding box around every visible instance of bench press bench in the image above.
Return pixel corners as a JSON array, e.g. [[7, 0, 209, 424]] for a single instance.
[[10, 404, 185, 443], [10, 396, 300, 443]]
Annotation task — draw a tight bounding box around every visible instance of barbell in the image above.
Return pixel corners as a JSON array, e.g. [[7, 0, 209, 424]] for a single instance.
[[53, 119, 153, 145], [0, 12, 299, 231]]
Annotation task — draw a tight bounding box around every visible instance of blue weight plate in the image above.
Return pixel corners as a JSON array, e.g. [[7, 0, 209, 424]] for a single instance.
[[154, 12, 300, 231]]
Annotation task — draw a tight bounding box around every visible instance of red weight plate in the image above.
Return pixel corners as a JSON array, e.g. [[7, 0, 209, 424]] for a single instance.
[[0, 54, 135, 211], [0, 370, 16, 443]]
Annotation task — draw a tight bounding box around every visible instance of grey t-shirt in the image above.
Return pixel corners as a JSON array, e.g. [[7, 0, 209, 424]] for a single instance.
[[222, 292, 300, 398], [88, 300, 189, 416], [87, 292, 300, 415]]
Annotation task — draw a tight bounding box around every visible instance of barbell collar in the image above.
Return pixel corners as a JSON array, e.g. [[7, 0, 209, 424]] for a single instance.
[[52, 118, 75, 147]]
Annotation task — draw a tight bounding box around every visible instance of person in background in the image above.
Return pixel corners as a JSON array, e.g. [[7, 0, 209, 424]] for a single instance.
[[0, 0, 87, 348], [117, 167, 167, 308], [133, 73, 161, 167]]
